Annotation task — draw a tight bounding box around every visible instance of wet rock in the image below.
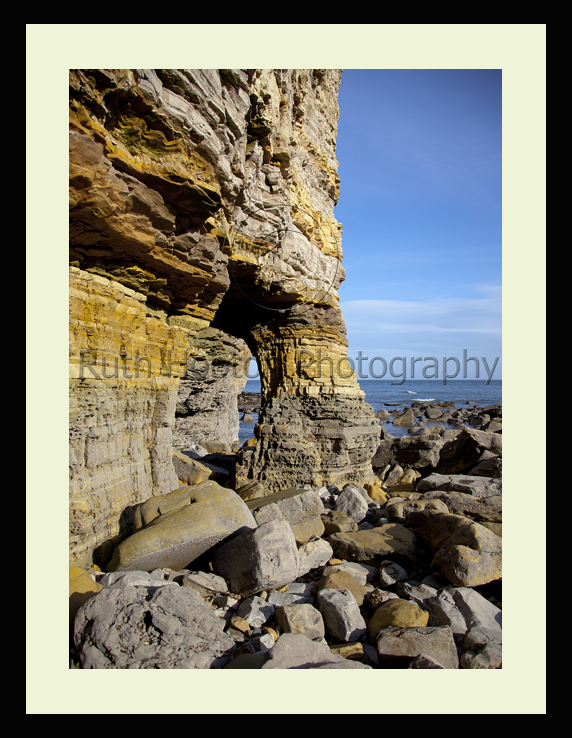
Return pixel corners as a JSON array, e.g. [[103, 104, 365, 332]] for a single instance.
[[393, 408, 416, 427]]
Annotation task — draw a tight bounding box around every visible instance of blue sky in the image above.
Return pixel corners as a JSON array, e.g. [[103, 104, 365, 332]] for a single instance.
[[333, 69, 502, 380]]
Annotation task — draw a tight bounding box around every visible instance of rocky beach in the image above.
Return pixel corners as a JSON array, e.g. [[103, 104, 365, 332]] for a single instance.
[[70, 398, 502, 669], [67, 68, 502, 671]]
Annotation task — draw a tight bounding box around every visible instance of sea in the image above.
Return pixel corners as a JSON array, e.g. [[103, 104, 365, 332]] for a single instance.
[[237, 378, 502, 442]]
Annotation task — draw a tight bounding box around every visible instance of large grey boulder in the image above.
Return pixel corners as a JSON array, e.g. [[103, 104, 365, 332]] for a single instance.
[[426, 586, 502, 640], [375, 625, 459, 669], [73, 584, 236, 669], [316, 588, 367, 642], [261, 633, 372, 669], [212, 518, 300, 597], [246, 488, 325, 543], [417, 473, 501, 498], [297, 537, 334, 578], [107, 481, 257, 572], [335, 485, 369, 523]]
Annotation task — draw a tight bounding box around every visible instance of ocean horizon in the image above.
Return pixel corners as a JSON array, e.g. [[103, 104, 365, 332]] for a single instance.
[[238, 378, 501, 441]]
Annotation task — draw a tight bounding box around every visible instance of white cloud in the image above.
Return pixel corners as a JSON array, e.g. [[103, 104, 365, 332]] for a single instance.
[[340, 285, 501, 366]]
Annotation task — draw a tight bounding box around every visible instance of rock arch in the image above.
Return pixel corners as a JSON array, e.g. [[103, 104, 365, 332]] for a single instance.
[[69, 68, 380, 566]]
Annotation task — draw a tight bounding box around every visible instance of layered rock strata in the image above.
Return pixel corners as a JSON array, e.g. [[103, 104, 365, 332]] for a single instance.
[[69, 69, 379, 565]]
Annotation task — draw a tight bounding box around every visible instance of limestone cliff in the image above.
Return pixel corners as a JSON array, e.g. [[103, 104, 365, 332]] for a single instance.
[[69, 69, 380, 567]]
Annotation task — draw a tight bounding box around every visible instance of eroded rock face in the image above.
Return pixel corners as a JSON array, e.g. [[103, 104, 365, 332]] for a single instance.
[[69, 69, 379, 565]]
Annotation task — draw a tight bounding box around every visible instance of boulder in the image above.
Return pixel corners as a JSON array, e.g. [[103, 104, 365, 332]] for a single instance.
[[416, 473, 501, 498], [171, 450, 212, 486], [385, 497, 449, 523], [73, 584, 236, 669], [483, 421, 502, 434], [297, 538, 334, 577], [261, 633, 371, 669], [314, 570, 368, 606], [275, 603, 325, 641], [480, 522, 502, 536], [322, 561, 378, 586], [237, 596, 275, 628], [460, 625, 502, 669], [375, 409, 390, 420], [408, 654, 446, 668], [419, 490, 502, 523], [375, 625, 459, 669], [438, 586, 502, 637], [435, 428, 502, 475], [321, 509, 358, 536], [316, 588, 367, 642], [363, 482, 389, 504], [468, 456, 502, 478], [99, 570, 178, 590], [234, 481, 268, 503], [327, 523, 418, 569], [379, 560, 410, 587], [266, 582, 315, 607], [393, 408, 416, 427], [212, 518, 300, 597], [107, 481, 257, 572], [246, 488, 325, 544], [368, 598, 429, 638], [406, 510, 502, 587], [372, 435, 445, 473], [334, 485, 369, 523], [181, 571, 229, 597], [432, 522, 502, 587]]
